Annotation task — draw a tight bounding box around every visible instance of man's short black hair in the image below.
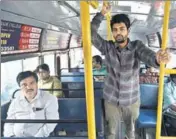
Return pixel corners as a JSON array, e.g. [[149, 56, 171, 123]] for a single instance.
[[111, 14, 130, 30], [93, 55, 102, 65], [36, 64, 50, 72], [16, 71, 38, 86]]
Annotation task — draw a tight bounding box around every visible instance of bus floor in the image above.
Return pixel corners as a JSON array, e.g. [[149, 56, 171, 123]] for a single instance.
[[72, 128, 155, 139]]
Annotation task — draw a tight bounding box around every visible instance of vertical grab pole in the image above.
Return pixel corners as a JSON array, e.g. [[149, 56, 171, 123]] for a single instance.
[[80, 2, 96, 139], [106, 15, 112, 40], [156, 1, 171, 139], [104, 1, 114, 41]]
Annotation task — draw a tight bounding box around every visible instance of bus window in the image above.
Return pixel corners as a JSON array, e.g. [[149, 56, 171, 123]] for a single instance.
[[1, 60, 22, 105], [70, 48, 83, 68], [44, 54, 55, 75], [60, 53, 68, 72], [23, 57, 39, 72]]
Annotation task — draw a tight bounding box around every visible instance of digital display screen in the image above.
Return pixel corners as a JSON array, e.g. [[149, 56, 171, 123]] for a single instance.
[[1, 20, 42, 55], [42, 30, 70, 51], [146, 32, 160, 48], [70, 35, 82, 48]]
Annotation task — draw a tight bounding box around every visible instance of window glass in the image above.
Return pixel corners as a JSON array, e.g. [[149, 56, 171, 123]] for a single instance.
[[23, 57, 39, 72], [44, 54, 55, 75], [1, 60, 22, 105]]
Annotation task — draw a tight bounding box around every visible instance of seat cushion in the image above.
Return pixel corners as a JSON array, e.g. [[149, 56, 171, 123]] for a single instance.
[[137, 109, 156, 128]]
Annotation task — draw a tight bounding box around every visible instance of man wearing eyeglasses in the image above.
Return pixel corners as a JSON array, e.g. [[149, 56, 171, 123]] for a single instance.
[[3, 71, 59, 137]]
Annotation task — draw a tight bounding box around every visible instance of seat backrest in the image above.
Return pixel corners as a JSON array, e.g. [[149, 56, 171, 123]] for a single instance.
[[64, 82, 104, 98], [61, 77, 85, 82], [60, 72, 84, 82], [140, 84, 158, 109], [1, 102, 11, 119], [1, 101, 11, 137], [59, 98, 86, 119], [56, 98, 104, 132]]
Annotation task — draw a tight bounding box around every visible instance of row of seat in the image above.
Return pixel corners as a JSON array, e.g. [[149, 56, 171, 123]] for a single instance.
[[137, 84, 158, 138], [1, 79, 159, 138], [62, 81, 159, 137], [1, 97, 105, 138], [53, 72, 168, 138], [62, 82, 103, 98], [62, 81, 159, 131]]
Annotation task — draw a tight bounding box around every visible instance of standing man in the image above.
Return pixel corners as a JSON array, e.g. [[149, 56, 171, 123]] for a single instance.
[[91, 3, 171, 139]]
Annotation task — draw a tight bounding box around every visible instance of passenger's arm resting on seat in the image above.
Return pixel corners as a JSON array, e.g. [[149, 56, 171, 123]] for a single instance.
[[53, 78, 64, 98], [34, 97, 59, 137], [91, 12, 109, 54], [4, 101, 16, 137], [136, 41, 159, 68]]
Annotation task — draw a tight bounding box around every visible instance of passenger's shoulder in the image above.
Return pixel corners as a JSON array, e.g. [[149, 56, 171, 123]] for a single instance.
[[52, 76, 61, 82], [165, 81, 173, 89]]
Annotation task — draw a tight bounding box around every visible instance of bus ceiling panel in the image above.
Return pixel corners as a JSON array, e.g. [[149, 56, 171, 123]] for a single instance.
[[1, 1, 77, 32], [1, 1, 77, 21], [1, 9, 73, 35], [59, 1, 80, 16], [55, 17, 80, 32], [110, 1, 151, 14], [65, 1, 80, 13]]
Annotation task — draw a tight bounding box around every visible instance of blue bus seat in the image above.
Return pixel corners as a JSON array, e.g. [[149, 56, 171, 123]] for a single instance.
[[55, 98, 104, 138], [61, 77, 85, 82], [60, 72, 85, 82], [1, 101, 11, 136], [137, 109, 156, 128], [62, 82, 104, 98], [137, 84, 158, 128]]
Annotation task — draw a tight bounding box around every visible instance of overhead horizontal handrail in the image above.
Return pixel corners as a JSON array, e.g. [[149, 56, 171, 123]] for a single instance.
[[1, 119, 87, 123]]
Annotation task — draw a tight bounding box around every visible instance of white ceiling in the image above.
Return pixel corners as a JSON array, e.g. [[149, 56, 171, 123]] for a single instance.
[[1, 0, 176, 37]]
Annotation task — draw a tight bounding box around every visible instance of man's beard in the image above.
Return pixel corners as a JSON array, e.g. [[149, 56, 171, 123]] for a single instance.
[[115, 35, 126, 43]]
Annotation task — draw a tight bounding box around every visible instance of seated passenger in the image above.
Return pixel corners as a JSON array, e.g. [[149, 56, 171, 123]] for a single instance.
[[36, 64, 64, 98], [4, 71, 59, 137], [163, 68, 176, 112], [163, 68, 176, 135], [92, 55, 107, 81]]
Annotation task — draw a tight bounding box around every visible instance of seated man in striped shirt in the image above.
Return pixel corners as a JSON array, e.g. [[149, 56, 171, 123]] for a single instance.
[[91, 2, 171, 139], [4, 71, 59, 137]]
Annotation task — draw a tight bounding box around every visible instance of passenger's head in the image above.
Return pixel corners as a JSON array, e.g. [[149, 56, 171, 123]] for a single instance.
[[146, 66, 155, 73], [16, 71, 38, 101], [92, 55, 102, 69], [36, 64, 50, 80], [170, 67, 176, 84], [110, 14, 130, 44]]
